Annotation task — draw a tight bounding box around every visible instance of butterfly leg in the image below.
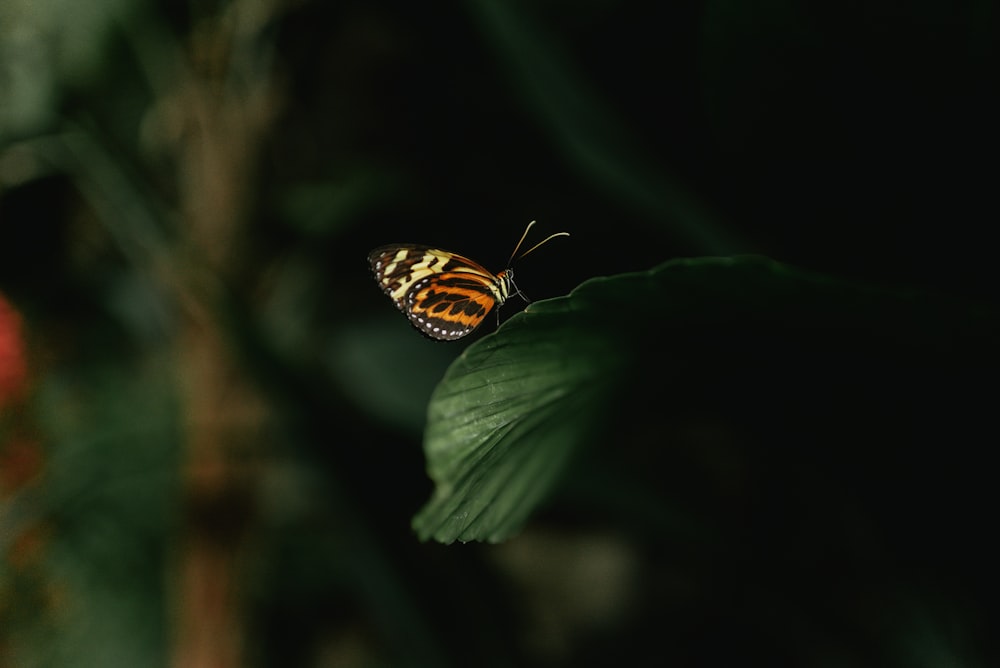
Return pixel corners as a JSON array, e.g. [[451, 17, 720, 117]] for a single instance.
[[508, 276, 530, 303]]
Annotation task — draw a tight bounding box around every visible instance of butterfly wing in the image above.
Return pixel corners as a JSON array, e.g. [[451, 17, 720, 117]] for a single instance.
[[368, 245, 503, 340]]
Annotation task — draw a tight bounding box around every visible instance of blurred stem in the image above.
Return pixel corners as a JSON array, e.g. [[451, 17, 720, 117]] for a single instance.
[[146, 3, 281, 668], [467, 0, 746, 254]]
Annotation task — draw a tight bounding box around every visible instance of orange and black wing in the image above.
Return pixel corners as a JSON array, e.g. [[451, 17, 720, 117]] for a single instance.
[[367, 245, 503, 341]]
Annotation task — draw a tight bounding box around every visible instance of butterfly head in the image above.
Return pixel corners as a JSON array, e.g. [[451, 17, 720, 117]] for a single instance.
[[496, 268, 531, 305]]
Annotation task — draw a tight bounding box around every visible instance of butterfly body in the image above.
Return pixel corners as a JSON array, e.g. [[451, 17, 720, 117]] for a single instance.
[[368, 222, 568, 341]]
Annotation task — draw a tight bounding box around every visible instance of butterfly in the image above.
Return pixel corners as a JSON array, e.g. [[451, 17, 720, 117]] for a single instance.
[[368, 221, 569, 340]]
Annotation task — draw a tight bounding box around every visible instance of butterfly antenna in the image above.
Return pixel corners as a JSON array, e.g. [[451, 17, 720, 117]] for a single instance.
[[506, 220, 537, 266], [506, 220, 570, 266]]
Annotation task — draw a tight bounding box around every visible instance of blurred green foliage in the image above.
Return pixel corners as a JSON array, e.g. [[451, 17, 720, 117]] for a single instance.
[[2, 0, 998, 666]]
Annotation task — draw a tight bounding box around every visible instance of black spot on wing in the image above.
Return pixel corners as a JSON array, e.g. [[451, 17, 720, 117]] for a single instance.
[[451, 301, 487, 317]]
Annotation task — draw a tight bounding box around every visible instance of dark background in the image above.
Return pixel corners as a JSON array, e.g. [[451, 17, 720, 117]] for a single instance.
[[1, 0, 997, 666]]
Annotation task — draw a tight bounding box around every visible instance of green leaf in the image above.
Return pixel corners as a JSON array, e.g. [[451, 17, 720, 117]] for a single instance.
[[412, 256, 995, 544], [412, 297, 625, 544]]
